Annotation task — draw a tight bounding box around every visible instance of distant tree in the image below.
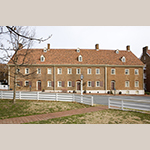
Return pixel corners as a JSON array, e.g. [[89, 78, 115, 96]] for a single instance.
[[0, 26, 52, 103]]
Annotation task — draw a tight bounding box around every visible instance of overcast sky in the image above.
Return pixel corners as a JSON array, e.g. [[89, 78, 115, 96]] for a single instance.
[[32, 26, 150, 58]]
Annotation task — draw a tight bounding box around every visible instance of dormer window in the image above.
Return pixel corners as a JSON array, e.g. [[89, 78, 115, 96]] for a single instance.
[[115, 49, 119, 54], [76, 48, 80, 53], [78, 55, 82, 62], [40, 55, 45, 62], [121, 56, 126, 62], [43, 47, 47, 52]]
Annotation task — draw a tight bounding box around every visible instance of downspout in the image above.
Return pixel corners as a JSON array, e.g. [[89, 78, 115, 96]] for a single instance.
[[105, 66, 107, 93]]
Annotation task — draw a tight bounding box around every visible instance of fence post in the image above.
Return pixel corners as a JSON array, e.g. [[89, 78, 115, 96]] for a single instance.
[[91, 96, 93, 106], [108, 98, 110, 109], [72, 94, 75, 102], [121, 99, 123, 110], [19, 91, 21, 100], [56, 93, 58, 101], [81, 95, 83, 103], [37, 92, 39, 100]]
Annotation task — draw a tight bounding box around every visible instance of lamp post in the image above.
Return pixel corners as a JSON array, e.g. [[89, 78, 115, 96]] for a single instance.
[[80, 74, 84, 95]]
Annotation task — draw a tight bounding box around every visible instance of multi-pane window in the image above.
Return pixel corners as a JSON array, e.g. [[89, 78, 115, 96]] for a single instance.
[[25, 68, 29, 74], [37, 68, 41, 74], [67, 81, 72, 87], [111, 69, 115, 75], [40, 55, 45, 62], [96, 69, 100, 74], [78, 55, 82, 62], [135, 81, 139, 87], [96, 81, 100, 87], [57, 81, 62, 87], [25, 81, 29, 86], [47, 81, 52, 87], [125, 81, 130, 87], [57, 68, 62, 74], [135, 69, 139, 75], [67, 68, 72, 74], [76, 68, 81, 74], [125, 69, 129, 75], [47, 68, 52, 74], [87, 68, 92, 74], [87, 81, 91, 87]]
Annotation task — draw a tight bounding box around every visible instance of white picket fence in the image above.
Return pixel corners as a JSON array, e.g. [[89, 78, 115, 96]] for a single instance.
[[0, 91, 93, 106], [0, 85, 9, 90], [108, 97, 150, 111]]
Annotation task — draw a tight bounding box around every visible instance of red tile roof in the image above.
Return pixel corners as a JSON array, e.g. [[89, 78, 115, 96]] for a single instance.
[[8, 48, 144, 66]]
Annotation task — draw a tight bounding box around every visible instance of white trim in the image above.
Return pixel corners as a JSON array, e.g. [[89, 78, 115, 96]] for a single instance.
[[76, 68, 81, 74], [87, 68, 92, 74], [111, 69, 115, 75], [78, 55, 82, 62], [37, 68, 41, 74], [96, 81, 100, 87], [67, 81, 72, 87], [134, 69, 139, 75], [47, 68, 52, 74], [135, 81, 139, 87], [125, 69, 129, 75], [67, 68, 72, 74], [57, 68, 62, 74], [40, 55, 45, 62], [25, 80, 29, 86], [57, 81, 62, 87], [25, 68, 29, 74], [125, 81, 130, 87], [87, 81, 92, 87], [47, 81, 52, 87], [96, 68, 100, 74]]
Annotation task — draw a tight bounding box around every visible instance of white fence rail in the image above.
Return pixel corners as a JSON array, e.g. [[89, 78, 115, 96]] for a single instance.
[[108, 97, 150, 111], [0, 85, 9, 90], [0, 91, 93, 106]]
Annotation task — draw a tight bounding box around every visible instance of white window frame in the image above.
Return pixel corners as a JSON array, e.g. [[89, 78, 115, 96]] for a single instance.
[[111, 69, 115, 75], [67, 81, 72, 87], [40, 55, 45, 62], [96, 68, 100, 74], [125, 81, 130, 87], [67, 68, 72, 74], [125, 69, 129, 75], [37, 68, 41, 74], [76, 68, 81, 74], [57, 68, 62, 74], [25, 81, 29, 86], [47, 81, 52, 87], [87, 81, 92, 87], [122, 56, 126, 62], [135, 81, 139, 87], [96, 81, 100, 87], [87, 68, 92, 74], [78, 55, 82, 62], [135, 69, 139, 75], [47, 68, 52, 74], [57, 81, 62, 87], [25, 68, 29, 74]]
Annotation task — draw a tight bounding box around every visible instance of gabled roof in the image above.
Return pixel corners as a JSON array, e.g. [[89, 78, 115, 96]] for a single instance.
[[8, 48, 144, 66]]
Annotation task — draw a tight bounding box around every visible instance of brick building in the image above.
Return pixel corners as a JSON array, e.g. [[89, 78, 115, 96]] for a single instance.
[[7, 44, 144, 95], [0, 63, 8, 85], [140, 46, 150, 92]]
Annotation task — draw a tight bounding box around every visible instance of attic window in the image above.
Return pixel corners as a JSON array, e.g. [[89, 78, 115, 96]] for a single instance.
[[76, 48, 80, 53], [78, 55, 82, 62], [43, 48, 47, 52], [115, 49, 119, 54], [40, 55, 45, 62], [121, 56, 126, 62]]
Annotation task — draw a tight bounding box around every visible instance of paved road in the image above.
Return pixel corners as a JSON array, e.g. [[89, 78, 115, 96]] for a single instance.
[[91, 95, 150, 105]]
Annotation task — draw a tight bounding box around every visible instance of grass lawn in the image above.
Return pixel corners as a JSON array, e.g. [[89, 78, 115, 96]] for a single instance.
[[27, 109, 150, 124], [0, 99, 90, 119]]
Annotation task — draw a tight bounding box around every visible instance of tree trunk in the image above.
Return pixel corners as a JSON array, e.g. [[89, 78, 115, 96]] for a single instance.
[[13, 64, 17, 104]]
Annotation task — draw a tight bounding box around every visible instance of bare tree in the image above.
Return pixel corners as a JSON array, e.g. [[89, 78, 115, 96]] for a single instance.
[[0, 26, 52, 103]]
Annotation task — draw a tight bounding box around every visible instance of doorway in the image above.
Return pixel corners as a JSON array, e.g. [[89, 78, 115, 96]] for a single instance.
[[37, 80, 41, 91], [76, 82, 81, 91], [111, 80, 115, 90]]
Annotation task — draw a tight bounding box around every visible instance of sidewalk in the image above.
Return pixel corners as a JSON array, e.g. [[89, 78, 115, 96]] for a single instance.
[[0, 105, 108, 124]]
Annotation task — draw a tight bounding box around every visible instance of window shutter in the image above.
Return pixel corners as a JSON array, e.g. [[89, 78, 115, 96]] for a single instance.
[[100, 81, 103, 87], [92, 81, 95, 87], [20, 81, 22, 86], [72, 81, 75, 87], [62, 81, 65, 87], [51, 81, 54, 87]]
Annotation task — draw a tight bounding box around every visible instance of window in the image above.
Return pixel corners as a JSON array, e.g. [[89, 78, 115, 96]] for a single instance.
[[87, 81, 91, 87], [37, 68, 41, 74], [57, 68, 62, 74], [87, 68, 92, 74], [58, 81, 62, 87], [78, 55, 82, 62], [76, 68, 81, 74], [96, 69, 100, 74], [96, 81, 100, 87], [115, 49, 119, 54], [77, 48, 80, 53], [25, 81, 29, 86], [47, 81, 52, 87], [121, 56, 126, 62], [67, 81, 72, 87], [17, 81, 20, 87], [25, 68, 29, 74], [125, 81, 130, 87], [125, 69, 129, 75], [40, 55, 45, 62], [16, 68, 20, 73], [47, 68, 52, 74], [135, 69, 139, 75], [135, 81, 139, 87], [111, 69, 115, 75], [67, 68, 72, 74]]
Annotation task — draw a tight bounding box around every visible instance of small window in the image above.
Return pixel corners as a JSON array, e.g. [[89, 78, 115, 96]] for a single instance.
[[25, 68, 29, 74], [25, 81, 29, 86], [67, 68, 72, 74], [57, 68, 62, 74], [115, 49, 119, 54], [47, 81, 52, 87], [76, 68, 81, 74], [47, 68, 52, 74], [76, 48, 80, 53], [96, 81, 100, 87], [135, 69, 139, 75], [40, 55, 45, 62], [125, 81, 130, 87], [87, 81, 92, 87], [58, 81, 62, 87], [121, 56, 126, 62], [37, 68, 41, 74], [87, 68, 92, 74], [125, 69, 129, 75], [96, 69, 100, 74], [78, 55, 82, 62], [67, 81, 72, 87], [135, 81, 139, 87], [111, 69, 115, 75]]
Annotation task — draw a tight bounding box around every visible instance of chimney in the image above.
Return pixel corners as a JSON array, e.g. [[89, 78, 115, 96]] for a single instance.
[[143, 46, 148, 54], [47, 43, 50, 50], [18, 43, 23, 49], [95, 44, 99, 51], [126, 45, 130, 52]]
